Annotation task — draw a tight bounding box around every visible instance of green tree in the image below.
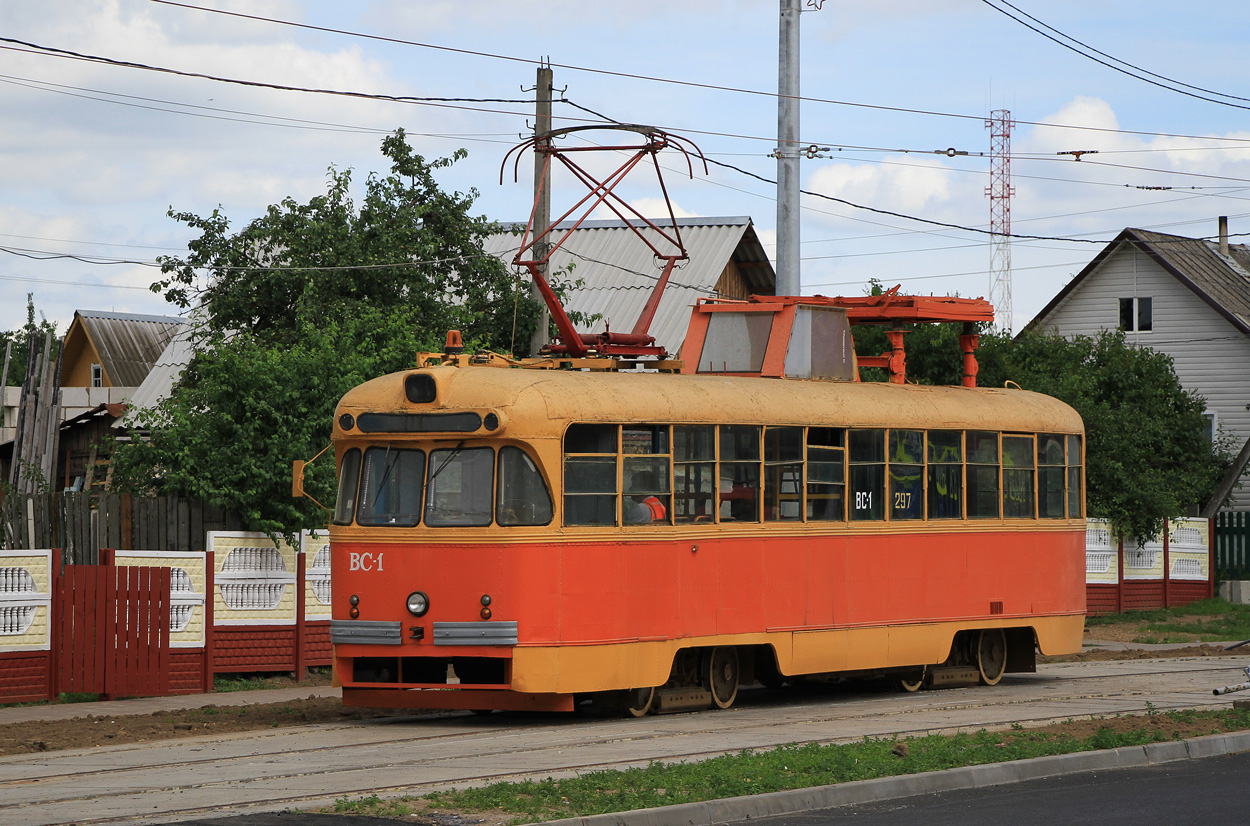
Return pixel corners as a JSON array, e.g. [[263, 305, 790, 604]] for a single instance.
[[151, 130, 539, 350], [1, 295, 60, 387], [857, 311, 1226, 543], [114, 131, 542, 536], [975, 330, 1226, 544]]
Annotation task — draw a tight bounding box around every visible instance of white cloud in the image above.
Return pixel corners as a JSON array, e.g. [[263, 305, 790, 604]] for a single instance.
[[806, 157, 954, 214]]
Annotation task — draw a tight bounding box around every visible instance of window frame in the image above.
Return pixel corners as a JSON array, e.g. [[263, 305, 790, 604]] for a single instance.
[[1119, 296, 1153, 333]]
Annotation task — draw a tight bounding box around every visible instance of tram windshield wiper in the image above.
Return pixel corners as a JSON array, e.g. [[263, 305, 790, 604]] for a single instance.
[[428, 441, 465, 485]]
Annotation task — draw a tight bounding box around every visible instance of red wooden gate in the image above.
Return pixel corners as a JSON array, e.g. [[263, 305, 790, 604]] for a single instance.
[[54, 565, 172, 699]]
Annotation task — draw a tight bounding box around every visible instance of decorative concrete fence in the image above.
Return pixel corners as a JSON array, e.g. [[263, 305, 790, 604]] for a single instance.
[[1086, 517, 1213, 615]]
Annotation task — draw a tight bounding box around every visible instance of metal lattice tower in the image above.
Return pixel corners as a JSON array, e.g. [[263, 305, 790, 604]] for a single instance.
[[985, 110, 1015, 334]]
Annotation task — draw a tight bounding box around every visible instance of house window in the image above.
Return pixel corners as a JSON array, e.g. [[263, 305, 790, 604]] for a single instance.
[[1202, 412, 1216, 443], [1118, 297, 1152, 332], [90, 363, 103, 387]]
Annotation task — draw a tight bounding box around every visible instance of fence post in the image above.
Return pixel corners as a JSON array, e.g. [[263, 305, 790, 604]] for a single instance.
[[202, 550, 215, 694], [1116, 531, 1124, 613], [1209, 515, 1216, 599], [48, 553, 63, 701], [1163, 519, 1171, 609], [121, 494, 133, 551], [295, 549, 306, 683]]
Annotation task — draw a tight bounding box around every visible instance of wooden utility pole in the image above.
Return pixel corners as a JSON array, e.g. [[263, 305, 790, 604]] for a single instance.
[[1, 340, 11, 431], [529, 63, 554, 356]]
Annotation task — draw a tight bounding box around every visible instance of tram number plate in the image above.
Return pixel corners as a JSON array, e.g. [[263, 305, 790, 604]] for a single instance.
[[349, 552, 385, 572]]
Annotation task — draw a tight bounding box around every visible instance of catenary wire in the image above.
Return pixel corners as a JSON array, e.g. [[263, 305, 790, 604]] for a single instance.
[[980, 0, 1250, 109], [142, 0, 1250, 147]]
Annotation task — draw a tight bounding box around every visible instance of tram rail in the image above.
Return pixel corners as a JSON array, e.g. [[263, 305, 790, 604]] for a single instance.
[[1, 657, 1243, 826]]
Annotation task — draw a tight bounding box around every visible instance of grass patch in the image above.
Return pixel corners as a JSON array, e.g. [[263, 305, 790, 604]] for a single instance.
[[325, 707, 1250, 824], [1086, 597, 1250, 644], [212, 667, 331, 693]]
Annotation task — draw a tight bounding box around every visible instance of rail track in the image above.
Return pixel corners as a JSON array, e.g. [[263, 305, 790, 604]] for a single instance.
[[1, 657, 1245, 826]]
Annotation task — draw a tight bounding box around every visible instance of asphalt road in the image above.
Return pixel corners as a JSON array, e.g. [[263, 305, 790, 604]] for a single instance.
[[751, 749, 1250, 826], [2, 656, 1246, 826]]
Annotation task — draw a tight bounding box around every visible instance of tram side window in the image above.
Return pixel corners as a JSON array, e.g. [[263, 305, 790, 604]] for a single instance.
[[356, 447, 425, 527], [849, 429, 885, 520], [1002, 435, 1035, 518], [1037, 434, 1066, 518], [564, 424, 618, 526], [496, 447, 553, 526], [764, 427, 803, 521], [806, 427, 845, 521], [966, 431, 1000, 519], [927, 430, 963, 519], [1067, 434, 1084, 518], [674, 426, 716, 522], [623, 425, 671, 525], [720, 425, 760, 522], [333, 448, 362, 526], [425, 447, 494, 527], [889, 430, 924, 520]]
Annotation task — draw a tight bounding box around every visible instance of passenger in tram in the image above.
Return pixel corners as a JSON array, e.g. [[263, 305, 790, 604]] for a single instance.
[[626, 471, 667, 524]]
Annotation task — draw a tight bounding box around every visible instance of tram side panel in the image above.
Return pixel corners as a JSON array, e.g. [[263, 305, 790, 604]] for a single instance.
[[332, 523, 1083, 699]]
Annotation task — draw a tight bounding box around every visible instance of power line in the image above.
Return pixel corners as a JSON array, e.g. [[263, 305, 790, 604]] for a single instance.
[[0, 38, 544, 119], [705, 157, 1104, 244], [980, 0, 1250, 110], [803, 259, 1091, 289], [142, 0, 1250, 148]]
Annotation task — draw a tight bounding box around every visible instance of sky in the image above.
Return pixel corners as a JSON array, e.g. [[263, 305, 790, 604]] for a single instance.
[[3, 0, 1250, 338]]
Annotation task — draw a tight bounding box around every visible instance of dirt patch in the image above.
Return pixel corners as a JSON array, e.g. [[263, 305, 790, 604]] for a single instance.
[[1042, 642, 1244, 662], [4, 627, 1249, 759], [0, 697, 409, 756], [1019, 712, 1231, 741]]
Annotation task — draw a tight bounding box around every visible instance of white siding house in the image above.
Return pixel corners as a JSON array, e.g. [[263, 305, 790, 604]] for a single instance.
[[1023, 226, 1250, 512]]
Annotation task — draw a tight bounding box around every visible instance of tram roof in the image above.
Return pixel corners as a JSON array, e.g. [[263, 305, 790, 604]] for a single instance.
[[338, 367, 1084, 436]]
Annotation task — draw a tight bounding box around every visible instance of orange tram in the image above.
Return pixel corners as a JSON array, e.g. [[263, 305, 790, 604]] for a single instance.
[[318, 298, 1087, 715]]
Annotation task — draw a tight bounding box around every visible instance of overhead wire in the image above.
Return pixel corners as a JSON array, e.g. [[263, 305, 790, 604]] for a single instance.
[[980, 0, 1250, 110], [141, 0, 1250, 148]]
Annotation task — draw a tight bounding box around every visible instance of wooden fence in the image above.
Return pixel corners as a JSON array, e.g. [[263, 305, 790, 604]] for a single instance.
[[1215, 511, 1250, 581], [1, 493, 244, 562], [56, 563, 172, 699]]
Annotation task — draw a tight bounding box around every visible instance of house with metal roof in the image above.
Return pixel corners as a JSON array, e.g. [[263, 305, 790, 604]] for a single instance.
[[58, 310, 185, 420], [483, 216, 775, 355], [1022, 222, 1250, 512]]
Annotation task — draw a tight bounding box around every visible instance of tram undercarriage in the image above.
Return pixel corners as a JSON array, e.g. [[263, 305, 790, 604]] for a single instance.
[[340, 625, 1042, 716]]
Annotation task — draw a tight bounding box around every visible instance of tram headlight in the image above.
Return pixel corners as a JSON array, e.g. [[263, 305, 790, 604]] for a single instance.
[[406, 591, 430, 617]]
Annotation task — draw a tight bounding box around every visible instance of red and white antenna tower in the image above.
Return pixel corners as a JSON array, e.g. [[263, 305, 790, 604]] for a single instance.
[[985, 109, 1014, 334]]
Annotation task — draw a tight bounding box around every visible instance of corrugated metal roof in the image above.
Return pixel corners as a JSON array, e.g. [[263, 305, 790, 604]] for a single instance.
[[1128, 229, 1250, 332], [115, 324, 195, 427], [1024, 228, 1250, 336], [483, 216, 775, 353], [75, 310, 186, 387]]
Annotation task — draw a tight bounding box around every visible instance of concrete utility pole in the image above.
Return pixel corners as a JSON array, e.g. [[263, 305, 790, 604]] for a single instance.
[[529, 63, 554, 356], [775, 0, 802, 297]]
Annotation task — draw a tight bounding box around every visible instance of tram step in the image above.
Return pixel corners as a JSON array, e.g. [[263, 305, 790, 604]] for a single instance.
[[654, 687, 713, 713], [928, 666, 980, 688]]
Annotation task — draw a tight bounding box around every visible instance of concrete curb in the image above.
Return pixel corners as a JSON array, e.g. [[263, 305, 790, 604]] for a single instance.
[[540, 731, 1250, 826]]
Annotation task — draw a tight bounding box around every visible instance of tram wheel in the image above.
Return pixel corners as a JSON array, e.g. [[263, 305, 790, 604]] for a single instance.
[[624, 686, 656, 718], [977, 628, 1007, 686], [703, 646, 740, 709], [896, 666, 927, 693]]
